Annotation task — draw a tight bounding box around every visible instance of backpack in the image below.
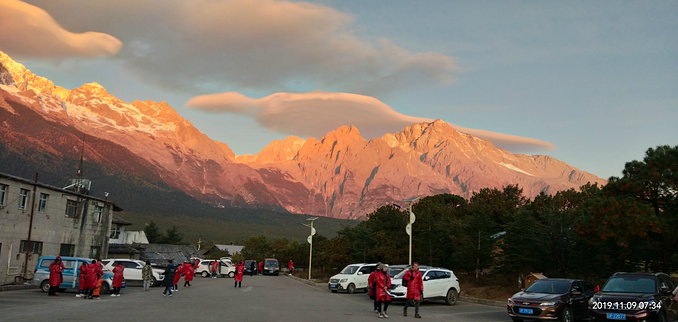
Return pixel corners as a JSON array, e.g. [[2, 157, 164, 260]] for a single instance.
[[402, 269, 414, 287]]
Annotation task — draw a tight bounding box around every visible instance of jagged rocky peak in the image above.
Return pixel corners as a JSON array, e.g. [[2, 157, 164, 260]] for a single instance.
[[0, 62, 16, 86]]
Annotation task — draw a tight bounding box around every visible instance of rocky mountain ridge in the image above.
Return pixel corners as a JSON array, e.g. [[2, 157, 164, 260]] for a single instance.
[[0, 51, 606, 219]]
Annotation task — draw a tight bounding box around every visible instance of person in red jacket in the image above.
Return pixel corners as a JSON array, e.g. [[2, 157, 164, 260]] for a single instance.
[[288, 260, 294, 273], [86, 260, 103, 299], [183, 261, 194, 287], [193, 258, 200, 270], [402, 262, 424, 318], [375, 264, 392, 318], [210, 260, 219, 278], [173, 263, 185, 291], [76, 261, 88, 297], [111, 262, 124, 296], [258, 261, 263, 275], [368, 263, 381, 313], [234, 261, 244, 288], [48, 256, 64, 296]]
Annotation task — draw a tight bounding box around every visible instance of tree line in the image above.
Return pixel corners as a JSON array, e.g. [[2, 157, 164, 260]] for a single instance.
[[236, 145, 677, 283]]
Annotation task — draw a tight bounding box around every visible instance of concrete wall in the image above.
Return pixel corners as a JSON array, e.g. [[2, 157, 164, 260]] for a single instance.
[[0, 173, 116, 285]]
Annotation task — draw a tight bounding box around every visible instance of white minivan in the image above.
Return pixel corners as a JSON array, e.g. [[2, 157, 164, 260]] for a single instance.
[[328, 263, 378, 294]]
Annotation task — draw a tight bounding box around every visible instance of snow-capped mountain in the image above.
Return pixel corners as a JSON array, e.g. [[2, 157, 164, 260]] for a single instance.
[[0, 51, 605, 219]]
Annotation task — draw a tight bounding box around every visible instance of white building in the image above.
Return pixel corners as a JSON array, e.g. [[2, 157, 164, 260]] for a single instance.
[[0, 172, 120, 285]]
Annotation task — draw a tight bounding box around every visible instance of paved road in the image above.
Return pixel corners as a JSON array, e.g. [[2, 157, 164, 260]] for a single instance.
[[0, 274, 510, 321]]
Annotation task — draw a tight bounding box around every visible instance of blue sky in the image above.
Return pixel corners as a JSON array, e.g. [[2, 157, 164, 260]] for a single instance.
[[1, 0, 676, 179]]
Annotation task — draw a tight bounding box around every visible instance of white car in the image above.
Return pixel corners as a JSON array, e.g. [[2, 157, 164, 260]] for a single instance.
[[328, 263, 378, 294], [195, 260, 236, 278], [390, 266, 460, 305], [100, 259, 165, 286]]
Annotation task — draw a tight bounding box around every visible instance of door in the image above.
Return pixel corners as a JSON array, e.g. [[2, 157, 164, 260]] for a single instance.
[[60, 259, 77, 288], [121, 261, 143, 280], [356, 265, 374, 289]]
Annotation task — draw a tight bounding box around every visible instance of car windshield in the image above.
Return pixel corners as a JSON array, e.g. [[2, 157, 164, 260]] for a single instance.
[[525, 280, 571, 294], [266, 261, 278, 267], [602, 276, 656, 293], [387, 267, 405, 277], [340, 265, 361, 274]]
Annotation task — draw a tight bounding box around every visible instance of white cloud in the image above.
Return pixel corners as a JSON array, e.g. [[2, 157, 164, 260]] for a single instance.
[[21, 0, 457, 95], [186, 91, 556, 151], [0, 0, 121, 59]]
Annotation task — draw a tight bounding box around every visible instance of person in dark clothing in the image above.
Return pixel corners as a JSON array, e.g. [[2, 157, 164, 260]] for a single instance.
[[162, 259, 177, 297], [249, 261, 255, 276]]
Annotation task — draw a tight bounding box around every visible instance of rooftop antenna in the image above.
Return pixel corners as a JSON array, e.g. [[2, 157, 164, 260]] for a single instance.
[[76, 133, 85, 193]]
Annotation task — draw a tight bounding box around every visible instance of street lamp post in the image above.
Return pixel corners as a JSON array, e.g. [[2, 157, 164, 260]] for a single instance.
[[300, 217, 318, 280], [403, 196, 420, 265]]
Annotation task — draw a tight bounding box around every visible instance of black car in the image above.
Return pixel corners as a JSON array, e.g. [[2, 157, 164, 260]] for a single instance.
[[244, 260, 258, 275], [263, 258, 279, 276], [507, 278, 595, 322], [589, 272, 678, 322]]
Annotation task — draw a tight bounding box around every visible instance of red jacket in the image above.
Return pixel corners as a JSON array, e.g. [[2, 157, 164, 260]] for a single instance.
[[258, 261, 263, 272], [48, 261, 64, 287], [78, 264, 88, 290], [402, 269, 424, 300], [211, 261, 218, 273], [174, 264, 185, 284], [86, 262, 103, 289], [183, 263, 194, 281], [288, 260, 294, 271], [112, 264, 124, 288], [368, 270, 378, 297], [375, 270, 391, 302], [234, 263, 244, 282]]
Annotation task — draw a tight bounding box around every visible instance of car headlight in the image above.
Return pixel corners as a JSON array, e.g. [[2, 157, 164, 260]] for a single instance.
[[507, 298, 515, 305], [340, 279, 348, 283], [540, 301, 560, 307]]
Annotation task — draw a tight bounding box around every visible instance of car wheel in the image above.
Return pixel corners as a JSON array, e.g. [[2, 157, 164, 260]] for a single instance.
[[559, 306, 573, 322], [445, 288, 458, 306], [40, 280, 50, 293], [100, 282, 110, 295], [201, 271, 209, 278], [331, 290, 338, 293], [657, 310, 667, 322], [347, 283, 356, 294], [151, 276, 157, 287], [228, 271, 235, 278]]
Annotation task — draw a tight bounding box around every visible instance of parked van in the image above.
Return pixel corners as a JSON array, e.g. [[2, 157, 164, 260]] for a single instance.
[[263, 258, 279, 276], [328, 263, 378, 294], [33, 256, 116, 294]]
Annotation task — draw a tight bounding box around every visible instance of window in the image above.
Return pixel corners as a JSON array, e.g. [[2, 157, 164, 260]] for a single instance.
[[92, 205, 104, 223], [89, 246, 100, 259], [19, 240, 43, 254], [0, 184, 6, 206], [65, 199, 79, 218], [18, 188, 29, 210], [38, 193, 49, 212], [59, 243, 75, 257], [110, 224, 121, 239]]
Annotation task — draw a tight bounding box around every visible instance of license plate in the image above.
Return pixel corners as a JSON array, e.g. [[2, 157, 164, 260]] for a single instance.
[[329, 284, 337, 289], [518, 308, 533, 315], [606, 313, 626, 320]]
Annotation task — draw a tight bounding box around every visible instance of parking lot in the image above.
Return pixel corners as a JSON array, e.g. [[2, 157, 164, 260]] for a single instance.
[[0, 274, 509, 321]]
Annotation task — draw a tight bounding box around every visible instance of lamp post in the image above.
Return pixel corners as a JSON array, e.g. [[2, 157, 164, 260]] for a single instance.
[[300, 217, 318, 280], [403, 196, 420, 265]]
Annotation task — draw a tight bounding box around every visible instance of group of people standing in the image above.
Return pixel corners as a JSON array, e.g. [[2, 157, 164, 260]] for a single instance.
[[75, 259, 106, 299], [368, 262, 424, 319], [161, 259, 196, 297]]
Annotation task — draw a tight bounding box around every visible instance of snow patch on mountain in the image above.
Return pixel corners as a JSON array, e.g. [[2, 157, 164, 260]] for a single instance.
[[498, 162, 534, 176]]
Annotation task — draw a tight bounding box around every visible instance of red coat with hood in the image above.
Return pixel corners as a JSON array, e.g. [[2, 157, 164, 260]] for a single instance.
[[112, 264, 124, 288], [86, 262, 103, 289], [78, 263, 88, 290], [234, 262, 244, 282], [183, 263, 195, 281], [48, 258, 64, 287], [375, 270, 391, 302], [368, 270, 378, 297], [211, 260, 218, 273], [174, 264, 185, 284], [402, 268, 424, 300]]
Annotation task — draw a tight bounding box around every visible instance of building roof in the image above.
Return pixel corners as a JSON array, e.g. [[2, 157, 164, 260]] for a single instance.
[[112, 215, 132, 225], [202, 244, 244, 256]]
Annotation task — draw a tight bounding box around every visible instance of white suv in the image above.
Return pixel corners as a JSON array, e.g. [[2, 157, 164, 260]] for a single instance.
[[195, 260, 236, 278], [390, 266, 460, 305], [328, 263, 378, 294], [100, 259, 165, 286]]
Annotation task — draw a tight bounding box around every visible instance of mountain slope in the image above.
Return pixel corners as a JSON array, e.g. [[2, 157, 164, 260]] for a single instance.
[[0, 51, 606, 220]]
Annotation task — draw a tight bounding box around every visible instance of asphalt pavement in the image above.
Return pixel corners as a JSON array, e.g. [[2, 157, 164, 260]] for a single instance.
[[0, 274, 510, 321]]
